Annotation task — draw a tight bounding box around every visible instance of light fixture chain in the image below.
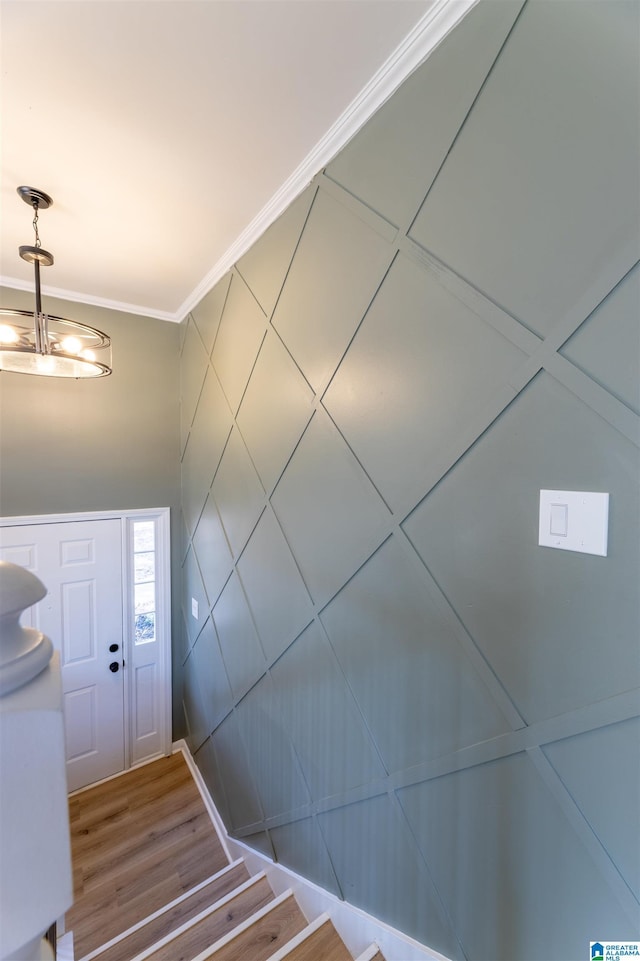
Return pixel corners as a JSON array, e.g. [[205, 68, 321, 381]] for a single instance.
[[32, 202, 41, 249], [4, 184, 112, 376]]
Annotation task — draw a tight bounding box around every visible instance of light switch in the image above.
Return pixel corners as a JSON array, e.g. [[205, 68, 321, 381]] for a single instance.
[[549, 503, 568, 537], [539, 490, 609, 556], [191, 597, 199, 620]]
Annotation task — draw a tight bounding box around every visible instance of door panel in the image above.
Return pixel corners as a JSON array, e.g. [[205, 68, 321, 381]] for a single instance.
[[0, 519, 124, 791], [64, 686, 97, 760], [1, 543, 41, 630], [134, 662, 156, 739]]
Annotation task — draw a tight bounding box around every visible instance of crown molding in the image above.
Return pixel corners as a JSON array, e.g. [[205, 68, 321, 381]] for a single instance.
[[176, 0, 479, 324], [1, 0, 478, 327], [0, 275, 179, 323]]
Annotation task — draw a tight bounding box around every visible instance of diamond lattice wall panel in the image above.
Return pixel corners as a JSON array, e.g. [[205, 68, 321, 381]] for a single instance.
[[324, 253, 527, 513], [179, 511, 190, 563], [237, 186, 316, 318], [195, 736, 231, 827], [175, 610, 190, 667], [410, 0, 640, 336], [543, 717, 640, 900], [269, 816, 341, 898], [182, 648, 209, 753], [209, 712, 263, 831], [404, 372, 640, 726], [318, 793, 460, 958], [178, 1, 640, 954], [237, 330, 315, 493], [191, 275, 231, 356], [270, 621, 385, 800], [235, 673, 310, 820], [210, 273, 267, 414], [241, 831, 274, 860], [182, 546, 208, 649], [398, 753, 636, 961], [236, 508, 313, 663], [190, 616, 233, 735], [210, 427, 265, 559], [192, 493, 233, 609], [321, 535, 512, 774], [181, 368, 233, 536], [271, 189, 392, 391], [271, 409, 390, 604], [561, 263, 640, 416], [325, 0, 524, 230], [180, 318, 209, 453], [212, 572, 265, 702], [179, 312, 189, 354]]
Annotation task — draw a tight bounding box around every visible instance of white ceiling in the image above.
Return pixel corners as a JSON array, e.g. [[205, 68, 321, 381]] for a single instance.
[[0, 0, 469, 323]]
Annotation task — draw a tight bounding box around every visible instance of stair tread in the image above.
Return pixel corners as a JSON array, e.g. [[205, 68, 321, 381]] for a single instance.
[[90, 861, 250, 961], [276, 917, 352, 961], [200, 892, 307, 961], [142, 875, 275, 961]]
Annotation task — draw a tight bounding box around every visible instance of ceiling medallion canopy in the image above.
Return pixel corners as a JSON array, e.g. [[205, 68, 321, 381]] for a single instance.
[[0, 187, 112, 378]]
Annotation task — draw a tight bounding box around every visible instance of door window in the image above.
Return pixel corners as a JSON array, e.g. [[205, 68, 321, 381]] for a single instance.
[[133, 520, 156, 644]]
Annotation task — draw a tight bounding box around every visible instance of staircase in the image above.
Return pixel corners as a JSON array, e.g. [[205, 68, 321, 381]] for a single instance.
[[76, 856, 385, 961], [66, 753, 386, 961]]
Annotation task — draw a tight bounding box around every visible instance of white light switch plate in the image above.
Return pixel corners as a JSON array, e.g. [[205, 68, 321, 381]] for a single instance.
[[539, 490, 609, 556], [191, 597, 199, 619]]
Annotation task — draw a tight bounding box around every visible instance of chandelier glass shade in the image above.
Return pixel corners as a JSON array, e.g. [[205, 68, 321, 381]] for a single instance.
[[0, 187, 112, 379], [0, 308, 111, 378]]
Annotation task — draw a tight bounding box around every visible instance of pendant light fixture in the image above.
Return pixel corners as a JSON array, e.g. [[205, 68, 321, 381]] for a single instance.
[[0, 187, 112, 378]]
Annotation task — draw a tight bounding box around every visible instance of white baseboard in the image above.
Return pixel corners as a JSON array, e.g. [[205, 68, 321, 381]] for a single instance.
[[173, 740, 451, 961], [56, 931, 74, 961]]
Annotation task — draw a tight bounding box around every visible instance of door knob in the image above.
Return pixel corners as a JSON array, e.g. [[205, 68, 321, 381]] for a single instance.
[[109, 643, 119, 653], [109, 661, 119, 673]]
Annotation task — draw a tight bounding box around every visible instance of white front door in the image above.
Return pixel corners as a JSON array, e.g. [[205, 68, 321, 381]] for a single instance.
[[0, 519, 125, 791]]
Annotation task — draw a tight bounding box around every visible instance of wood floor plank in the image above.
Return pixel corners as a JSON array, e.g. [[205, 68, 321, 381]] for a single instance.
[[280, 919, 352, 961], [71, 765, 202, 865], [70, 759, 197, 873], [70, 754, 186, 821], [145, 876, 275, 961], [79, 798, 209, 894], [94, 863, 251, 961], [203, 895, 307, 961], [67, 753, 229, 958]]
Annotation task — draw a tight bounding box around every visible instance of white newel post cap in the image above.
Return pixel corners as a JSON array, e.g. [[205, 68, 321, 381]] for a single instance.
[[0, 560, 53, 696]]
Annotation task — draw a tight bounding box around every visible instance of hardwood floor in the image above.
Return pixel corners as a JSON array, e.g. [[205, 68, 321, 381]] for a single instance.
[[66, 752, 228, 958]]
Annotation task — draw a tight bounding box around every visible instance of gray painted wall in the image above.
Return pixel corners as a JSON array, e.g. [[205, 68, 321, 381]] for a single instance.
[[0, 289, 180, 517], [0, 287, 182, 724], [177, 2, 638, 958]]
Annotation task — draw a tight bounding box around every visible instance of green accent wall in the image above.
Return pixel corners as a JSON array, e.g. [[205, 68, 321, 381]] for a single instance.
[[179, 2, 640, 959]]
